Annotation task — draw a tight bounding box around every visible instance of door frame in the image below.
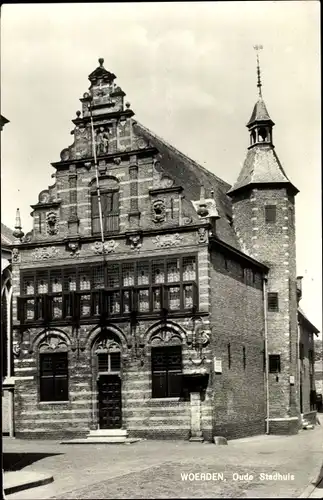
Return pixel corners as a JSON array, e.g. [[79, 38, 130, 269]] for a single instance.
[[97, 373, 122, 429]]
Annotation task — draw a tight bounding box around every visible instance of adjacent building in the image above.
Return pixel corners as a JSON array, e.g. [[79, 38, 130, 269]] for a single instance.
[[9, 58, 319, 441]]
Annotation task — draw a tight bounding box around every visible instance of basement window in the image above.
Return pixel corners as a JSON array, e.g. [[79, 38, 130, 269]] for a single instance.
[[267, 292, 279, 312], [269, 354, 281, 374]]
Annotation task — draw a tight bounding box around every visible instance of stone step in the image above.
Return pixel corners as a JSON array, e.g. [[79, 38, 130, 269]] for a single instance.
[[88, 429, 128, 437], [61, 437, 140, 445]]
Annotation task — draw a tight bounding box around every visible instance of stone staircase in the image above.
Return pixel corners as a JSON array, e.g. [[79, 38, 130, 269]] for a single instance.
[[61, 428, 141, 445]]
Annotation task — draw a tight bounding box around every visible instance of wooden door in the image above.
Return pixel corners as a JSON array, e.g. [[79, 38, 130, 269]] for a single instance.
[[98, 375, 122, 429]]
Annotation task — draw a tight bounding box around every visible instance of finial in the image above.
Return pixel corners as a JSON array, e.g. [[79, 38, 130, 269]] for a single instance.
[[200, 184, 206, 201], [13, 208, 24, 240], [253, 45, 263, 98], [125, 102, 131, 109], [76, 110, 81, 118], [98, 58, 104, 67]]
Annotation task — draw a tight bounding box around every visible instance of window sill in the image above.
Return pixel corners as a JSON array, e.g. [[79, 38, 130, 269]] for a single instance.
[[149, 397, 181, 402], [39, 401, 70, 405]]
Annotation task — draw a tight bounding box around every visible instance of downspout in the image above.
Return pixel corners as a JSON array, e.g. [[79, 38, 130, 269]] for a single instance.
[[297, 317, 301, 416], [7, 284, 14, 437], [263, 276, 270, 435]]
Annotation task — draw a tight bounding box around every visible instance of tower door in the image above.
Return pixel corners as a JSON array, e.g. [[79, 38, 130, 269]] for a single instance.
[[98, 375, 122, 429]]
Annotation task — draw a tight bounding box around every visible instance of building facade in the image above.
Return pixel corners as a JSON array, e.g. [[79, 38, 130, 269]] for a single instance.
[[10, 59, 318, 441]]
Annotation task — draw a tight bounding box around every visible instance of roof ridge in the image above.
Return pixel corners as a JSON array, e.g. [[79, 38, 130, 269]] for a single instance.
[[135, 122, 232, 190]]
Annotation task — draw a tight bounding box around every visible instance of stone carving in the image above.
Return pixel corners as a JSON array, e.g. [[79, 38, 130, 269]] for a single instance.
[[92, 240, 118, 254], [95, 338, 120, 353], [113, 157, 122, 165], [152, 199, 166, 223], [96, 127, 110, 155], [160, 176, 174, 188], [38, 190, 50, 204], [137, 137, 148, 149], [32, 247, 59, 260], [13, 342, 21, 357], [197, 227, 208, 244], [12, 248, 20, 263], [150, 330, 182, 346], [67, 241, 80, 257], [39, 334, 67, 352], [46, 211, 59, 235], [23, 232, 33, 243], [153, 233, 183, 249], [60, 148, 70, 161], [183, 216, 193, 225], [127, 234, 142, 252]]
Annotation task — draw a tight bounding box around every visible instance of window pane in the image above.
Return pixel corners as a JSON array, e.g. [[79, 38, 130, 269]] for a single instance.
[[122, 263, 135, 287], [137, 261, 149, 285], [183, 257, 196, 281], [64, 271, 77, 292], [23, 277, 35, 295], [107, 264, 120, 288], [40, 355, 54, 375], [122, 290, 131, 314], [168, 286, 180, 310], [152, 260, 165, 284], [80, 294, 91, 317], [183, 285, 193, 309], [50, 271, 62, 293], [168, 371, 182, 397], [110, 352, 121, 372], [54, 376, 68, 401], [40, 377, 55, 402], [54, 354, 68, 375], [109, 291, 120, 314], [26, 299, 35, 320], [52, 296, 63, 319], [152, 372, 167, 398], [93, 266, 104, 289], [152, 348, 168, 371], [138, 289, 149, 312], [37, 274, 48, 294], [167, 259, 180, 282], [79, 272, 91, 290], [152, 288, 161, 311], [98, 353, 109, 371]]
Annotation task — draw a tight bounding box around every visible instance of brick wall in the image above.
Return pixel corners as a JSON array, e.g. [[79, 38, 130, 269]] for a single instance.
[[209, 249, 265, 440], [232, 187, 299, 427]]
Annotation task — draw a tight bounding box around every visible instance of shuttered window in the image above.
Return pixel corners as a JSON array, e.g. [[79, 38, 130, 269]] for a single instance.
[[151, 346, 182, 398], [40, 352, 68, 401], [92, 191, 119, 235]]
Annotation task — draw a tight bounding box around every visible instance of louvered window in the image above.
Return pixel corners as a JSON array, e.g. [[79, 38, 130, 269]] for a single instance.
[[268, 292, 279, 312]]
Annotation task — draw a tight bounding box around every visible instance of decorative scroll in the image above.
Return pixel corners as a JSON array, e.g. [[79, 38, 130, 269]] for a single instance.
[[32, 247, 59, 260], [153, 233, 183, 248], [95, 338, 121, 353]]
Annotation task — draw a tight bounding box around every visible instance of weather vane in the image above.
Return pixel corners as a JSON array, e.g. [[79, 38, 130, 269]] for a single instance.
[[253, 44, 263, 98]]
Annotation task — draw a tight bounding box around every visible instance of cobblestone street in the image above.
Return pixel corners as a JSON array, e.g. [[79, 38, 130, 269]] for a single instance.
[[4, 419, 323, 499]]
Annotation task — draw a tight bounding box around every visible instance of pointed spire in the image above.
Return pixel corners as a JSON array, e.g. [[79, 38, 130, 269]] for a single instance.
[[254, 45, 263, 98], [13, 208, 24, 240]]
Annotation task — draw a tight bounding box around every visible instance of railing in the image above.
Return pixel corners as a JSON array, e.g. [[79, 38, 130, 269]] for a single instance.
[[17, 283, 198, 325]]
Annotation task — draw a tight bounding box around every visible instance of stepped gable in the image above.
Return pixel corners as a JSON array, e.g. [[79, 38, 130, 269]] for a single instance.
[[134, 122, 240, 250]]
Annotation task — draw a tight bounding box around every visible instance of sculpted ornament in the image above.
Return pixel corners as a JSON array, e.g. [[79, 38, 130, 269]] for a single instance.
[[39, 335, 68, 352], [32, 247, 59, 260], [127, 234, 142, 252], [12, 248, 20, 263], [96, 127, 110, 155], [46, 211, 59, 235], [95, 338, 120, 353], [150, 330, 182, 346], [152, 199, 166, 223], [67, 241, 80, 257], [197, 227, 208, 244], [92, 240, 119, 254], [153, 233, 183, 249]]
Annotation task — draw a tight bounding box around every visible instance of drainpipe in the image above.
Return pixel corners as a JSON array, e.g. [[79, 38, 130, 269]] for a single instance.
[[263, 276, 270, 435], [297, 318, 301, 416]]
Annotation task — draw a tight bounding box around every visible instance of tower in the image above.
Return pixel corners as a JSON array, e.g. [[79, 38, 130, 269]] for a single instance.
[[227, 49, 300, 434]]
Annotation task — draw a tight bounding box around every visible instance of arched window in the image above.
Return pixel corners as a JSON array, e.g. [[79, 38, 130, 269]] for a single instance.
[[38, 334, 69, 402]]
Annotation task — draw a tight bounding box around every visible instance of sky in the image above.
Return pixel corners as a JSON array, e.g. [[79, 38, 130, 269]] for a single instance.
[[1, 2, 321, 334]]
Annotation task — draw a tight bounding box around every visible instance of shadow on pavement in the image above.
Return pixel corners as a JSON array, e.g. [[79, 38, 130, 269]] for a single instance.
[[3, 452, 63, 471], [315, 464, 323, 488]]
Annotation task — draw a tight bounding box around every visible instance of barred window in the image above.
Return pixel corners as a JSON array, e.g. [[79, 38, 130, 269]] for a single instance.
[[268, 292, 279, 312]]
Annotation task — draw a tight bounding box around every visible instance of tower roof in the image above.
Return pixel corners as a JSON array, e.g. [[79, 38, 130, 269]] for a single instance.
[[246, 98, 274, 127], [88, 58, 116, 86], [227, 145, 299, 196]]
